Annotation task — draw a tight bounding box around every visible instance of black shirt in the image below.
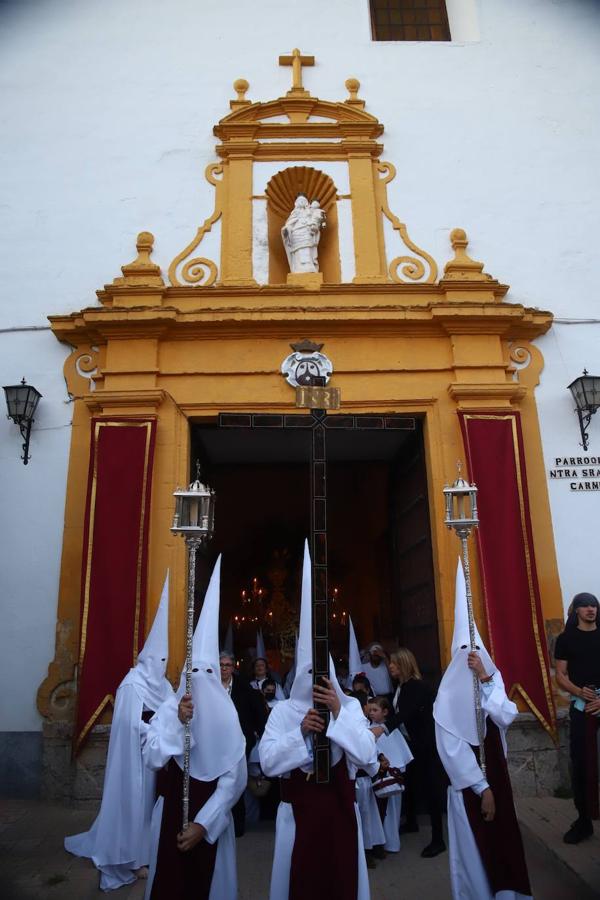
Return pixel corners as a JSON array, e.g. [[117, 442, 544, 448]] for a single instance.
[[554, 626, 600, 689]]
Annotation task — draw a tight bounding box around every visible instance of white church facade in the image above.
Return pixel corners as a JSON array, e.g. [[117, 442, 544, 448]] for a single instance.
[[0, 0, 599, 797]]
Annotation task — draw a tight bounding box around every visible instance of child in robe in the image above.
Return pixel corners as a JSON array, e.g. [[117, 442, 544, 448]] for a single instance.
[[367, 695, 413, 853], [352, 691, 387, 867]]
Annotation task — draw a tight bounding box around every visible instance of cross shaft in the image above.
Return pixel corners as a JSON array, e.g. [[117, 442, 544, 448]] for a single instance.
[[278, 48, 315, 95]]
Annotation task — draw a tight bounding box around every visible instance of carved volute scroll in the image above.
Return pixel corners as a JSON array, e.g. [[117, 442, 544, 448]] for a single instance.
[[168, 164, 223, 287], [63, 344, 102, 398], [376, 162, 438, 284]]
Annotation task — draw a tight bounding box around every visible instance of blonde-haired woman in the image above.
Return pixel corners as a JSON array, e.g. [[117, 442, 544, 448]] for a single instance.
[[388, 648, 447, 858]]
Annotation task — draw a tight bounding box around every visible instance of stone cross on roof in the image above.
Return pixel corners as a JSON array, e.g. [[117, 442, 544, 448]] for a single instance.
[[278, 48, 315, 97]]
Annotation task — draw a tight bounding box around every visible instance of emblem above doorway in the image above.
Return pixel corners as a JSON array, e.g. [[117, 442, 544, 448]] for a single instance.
[[281, 339, 333, 388]]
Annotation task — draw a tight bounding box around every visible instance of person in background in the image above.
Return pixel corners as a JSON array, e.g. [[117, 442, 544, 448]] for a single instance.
[[367, 695, 413, 855], [363, 642, 393, 695], [250, 657, 286, 700], [336, 657, 350, 690], [262, 677, 279, 709], [554, 592, 600, 844], [219, 651, 267, 837], [352, 690, 387, 869], [388, 647, 446, 858], [352, 673, 374, 699]]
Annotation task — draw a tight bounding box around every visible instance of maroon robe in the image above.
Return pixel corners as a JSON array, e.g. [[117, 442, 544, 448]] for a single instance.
[[280, 758, 358, 900], [462, 721, 531, 896], [151, 759, 218, 900]]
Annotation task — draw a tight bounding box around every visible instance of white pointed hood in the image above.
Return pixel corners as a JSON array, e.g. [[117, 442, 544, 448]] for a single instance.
[[283, 630, 299, 697], [256, 628, 267, 662], [260, 541, 367, 774], [288, 543, 354, 750], [223, 619, 234, 656], [177, 555, 245, 780], [348, 616, 363, 682], [433, 557, 500, 744], [122, 571, 171, 712], [289, 540, 314, 710]]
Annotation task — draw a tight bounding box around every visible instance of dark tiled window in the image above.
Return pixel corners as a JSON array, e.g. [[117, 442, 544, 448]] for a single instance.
[[370, 0, 451, 41]]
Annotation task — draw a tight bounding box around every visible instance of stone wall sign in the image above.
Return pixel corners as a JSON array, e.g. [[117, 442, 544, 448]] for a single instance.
[[548, 454, 600, 491]]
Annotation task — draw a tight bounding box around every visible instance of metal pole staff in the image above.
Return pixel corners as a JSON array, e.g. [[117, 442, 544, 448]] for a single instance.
[[443, 466, 486, 778], [171, 463, 216, 830], [457, 527, 486, 778], [182, 539, 200, 829]]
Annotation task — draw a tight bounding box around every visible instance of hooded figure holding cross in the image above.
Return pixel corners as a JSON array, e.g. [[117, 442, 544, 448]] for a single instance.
[[259, 541, 379, 900]]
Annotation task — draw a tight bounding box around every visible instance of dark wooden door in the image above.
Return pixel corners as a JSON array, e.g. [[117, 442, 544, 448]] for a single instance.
[[390, 426, 441, 685]]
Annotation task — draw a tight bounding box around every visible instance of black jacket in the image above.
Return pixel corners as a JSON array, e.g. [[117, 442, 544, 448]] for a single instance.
[[388, 678, 436, 757], [229, 675, 268, 757]]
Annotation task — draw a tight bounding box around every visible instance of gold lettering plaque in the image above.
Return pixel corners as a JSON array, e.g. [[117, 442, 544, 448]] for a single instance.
[[295, 386, 341, 410]]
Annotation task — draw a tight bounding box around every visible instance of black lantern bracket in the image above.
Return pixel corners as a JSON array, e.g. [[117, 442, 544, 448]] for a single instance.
[[568, 369, 600, 451], [3, 378, 42, 465]]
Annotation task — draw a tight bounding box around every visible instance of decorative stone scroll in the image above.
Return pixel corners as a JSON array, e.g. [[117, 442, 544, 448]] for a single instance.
[[63, 344, 101, 398], [168, 164, 223, 287], [375, 162, 438, 284]]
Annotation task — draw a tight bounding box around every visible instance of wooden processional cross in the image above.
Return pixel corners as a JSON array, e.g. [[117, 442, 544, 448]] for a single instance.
[[219, 383, 415, 783]]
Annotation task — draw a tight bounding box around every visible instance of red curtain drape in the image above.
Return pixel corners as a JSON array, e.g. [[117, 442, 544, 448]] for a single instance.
[[74, 418, 157, 753], [459, 412, 556, 739]]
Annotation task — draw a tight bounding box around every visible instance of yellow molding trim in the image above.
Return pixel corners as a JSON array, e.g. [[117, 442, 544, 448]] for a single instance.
[[448, 383, 527, 402], [49, 301, 553, 348], [83, 390, 166, 412]]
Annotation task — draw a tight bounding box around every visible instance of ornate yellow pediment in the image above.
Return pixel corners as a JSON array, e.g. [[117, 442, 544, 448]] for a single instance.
[[165, 51, 454, 290], [84, 50, 515, 301], [215, 86, 384, 156]]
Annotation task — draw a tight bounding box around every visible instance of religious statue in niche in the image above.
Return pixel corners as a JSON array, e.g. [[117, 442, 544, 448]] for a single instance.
[[281, 194, 326, 274]]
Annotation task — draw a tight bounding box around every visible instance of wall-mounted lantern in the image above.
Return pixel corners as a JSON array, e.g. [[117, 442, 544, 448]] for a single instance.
[[568, 370, 600, 451], [3, 378, 42, 465]]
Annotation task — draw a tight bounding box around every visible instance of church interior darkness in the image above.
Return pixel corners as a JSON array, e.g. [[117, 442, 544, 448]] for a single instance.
[[190, 417, 441, 684]]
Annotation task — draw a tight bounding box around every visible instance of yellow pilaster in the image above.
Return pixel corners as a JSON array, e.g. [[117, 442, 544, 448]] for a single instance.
[[220, 155, 257, 286], [347, 154, 387, 283]]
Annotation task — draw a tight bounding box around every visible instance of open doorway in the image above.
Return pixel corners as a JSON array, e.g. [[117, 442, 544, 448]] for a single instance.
[[190, 416, 441, 685]]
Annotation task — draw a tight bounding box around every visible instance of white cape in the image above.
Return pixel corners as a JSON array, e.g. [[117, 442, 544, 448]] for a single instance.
[[65, 680, 164, 890], [436, 680, 531, 900]]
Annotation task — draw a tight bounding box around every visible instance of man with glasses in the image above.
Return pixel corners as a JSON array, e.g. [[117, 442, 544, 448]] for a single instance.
[[555, 592, 600, 844], [219, 651, 268, 835]]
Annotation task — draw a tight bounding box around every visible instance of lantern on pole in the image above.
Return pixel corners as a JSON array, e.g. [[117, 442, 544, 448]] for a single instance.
[[443, 463, 486, 777], [171, 461, 216, 828]]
